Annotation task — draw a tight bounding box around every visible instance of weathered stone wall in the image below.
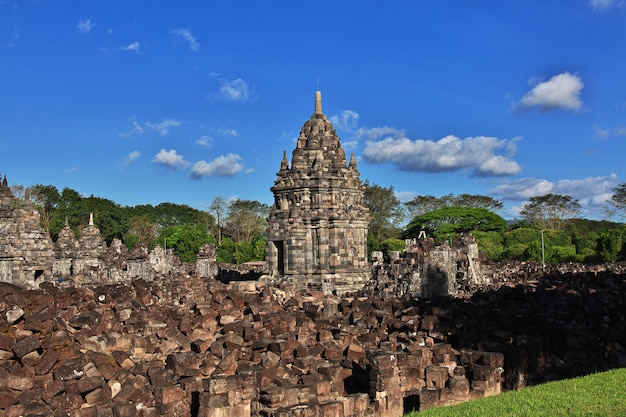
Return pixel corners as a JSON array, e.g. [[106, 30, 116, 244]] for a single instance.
[[0, 179, 205, 288], [370, 234, 492, 298]]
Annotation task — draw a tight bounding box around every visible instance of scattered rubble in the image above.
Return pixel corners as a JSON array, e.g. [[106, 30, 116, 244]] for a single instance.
[[1, 261, 624, 416]]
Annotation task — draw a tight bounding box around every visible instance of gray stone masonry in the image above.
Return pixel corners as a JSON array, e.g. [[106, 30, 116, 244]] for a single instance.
[[264, 91, 370, 294]]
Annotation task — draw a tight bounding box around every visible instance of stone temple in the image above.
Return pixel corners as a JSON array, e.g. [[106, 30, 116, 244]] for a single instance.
[[264, 91, 370, 294]]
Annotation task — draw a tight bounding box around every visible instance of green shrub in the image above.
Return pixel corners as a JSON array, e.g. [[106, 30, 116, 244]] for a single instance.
[[472, 231, 504, 261]]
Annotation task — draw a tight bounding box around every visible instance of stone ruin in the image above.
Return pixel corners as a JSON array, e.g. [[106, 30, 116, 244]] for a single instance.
[[264, 91, 370, 295], [0, 261, 624, 417], [0, 175, 216, 289], [370, 234, 490, 298]]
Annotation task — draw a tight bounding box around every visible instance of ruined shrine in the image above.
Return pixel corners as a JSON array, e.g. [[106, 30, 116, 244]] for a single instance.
[[265, 91, 370, 294]]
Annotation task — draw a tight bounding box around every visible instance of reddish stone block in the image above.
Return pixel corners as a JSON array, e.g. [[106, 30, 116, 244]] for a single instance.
[[66, 376, 105, 395], [12, 334, 41, 359], [0, 387, 19, 408], [425, 365, 449, 388], [154, 385, 186, 404], [48, 392, 84, 410], [34, 348, 60, 375]]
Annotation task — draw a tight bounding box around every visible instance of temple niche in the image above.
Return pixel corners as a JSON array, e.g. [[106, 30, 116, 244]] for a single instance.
[[264, 91, 370, 294]]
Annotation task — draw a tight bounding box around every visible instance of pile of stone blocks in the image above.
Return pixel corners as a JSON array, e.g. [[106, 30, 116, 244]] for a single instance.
[[1, 261, 624, 416]]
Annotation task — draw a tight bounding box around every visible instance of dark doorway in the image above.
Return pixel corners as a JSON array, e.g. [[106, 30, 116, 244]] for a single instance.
[[403, 393, 420, 414]]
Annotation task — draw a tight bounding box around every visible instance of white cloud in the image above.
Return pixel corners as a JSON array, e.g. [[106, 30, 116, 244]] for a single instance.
[[219, 78, 250, 102], [191, 154, 244, 178], [516, 72, 584, 111], [594, 127, 610, 139], [77, 18, 94, 34], [172, 28, 200, 50], [590, 0, 617, 10], [330, 110, 360, 131], [152, 149, 189, 169], [196, 136, 213, 147], [123, 41, 141, 53], [362, 134, 522, 177], [127, 150, 140, 164], [356, 126, 405, 142], [218, 128, 239, 137], [120, 150, 140, 169], [395, 190, 417, 203], [489, 174, 619, 216], [119, 120, 144, 138], [146, 119, 183, 136], [616, 127, 626, 137]]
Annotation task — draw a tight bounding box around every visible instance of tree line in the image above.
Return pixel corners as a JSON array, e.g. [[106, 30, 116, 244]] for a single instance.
[[16, 184, 269, 264], [10, 180, 626, 265], [364, 182, 626, 264]]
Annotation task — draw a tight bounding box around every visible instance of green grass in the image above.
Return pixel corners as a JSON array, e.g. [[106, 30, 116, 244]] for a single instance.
[[406, 368, 626, 417]]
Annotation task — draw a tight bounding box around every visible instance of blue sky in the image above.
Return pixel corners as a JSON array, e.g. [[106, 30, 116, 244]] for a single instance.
[[1, 1, 625, 221]]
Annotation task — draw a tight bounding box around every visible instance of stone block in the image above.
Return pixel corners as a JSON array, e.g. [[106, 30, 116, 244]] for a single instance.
[[65, 376, 105, 395], [12, 334, 41, 359], [0, 370, 34, 391], [0, 387, 19, 408], [34, 348, 60, 375], [425, 365, 449, 388], [154, 385, 186, 404]]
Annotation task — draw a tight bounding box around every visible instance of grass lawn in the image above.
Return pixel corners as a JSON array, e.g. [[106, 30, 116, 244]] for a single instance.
[[406, 368, 626, 417]]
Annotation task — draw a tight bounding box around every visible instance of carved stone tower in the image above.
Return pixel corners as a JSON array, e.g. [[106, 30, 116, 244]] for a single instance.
[[265, 91, 370, 294]]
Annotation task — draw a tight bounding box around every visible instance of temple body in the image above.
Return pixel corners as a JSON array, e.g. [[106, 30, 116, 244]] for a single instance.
[[264, 91, 370, 294]]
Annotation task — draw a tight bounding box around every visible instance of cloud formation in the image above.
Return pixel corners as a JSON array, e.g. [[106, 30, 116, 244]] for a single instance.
[[123, 41, 141, 53], [489, 174, 618, 216], [146, 119, 183, 136], [516, 72, 583, 112], [126, 150, 140, 164], [219, 78, 250, 101], [590, 0, 618, 10], [119, 120, 144, 138], [362, 133, 522, 177], [152, 149, 188, 169], [172, 28, 200, 50], [191, 154, 244, 178], [196, 136, 213, 147], [76, 18, 94, 34], [330, 110, 360, 131], [218, 128, 239, 137]]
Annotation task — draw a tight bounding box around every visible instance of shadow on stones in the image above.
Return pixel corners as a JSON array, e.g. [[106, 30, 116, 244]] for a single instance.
[[394, 267, 625, 390]]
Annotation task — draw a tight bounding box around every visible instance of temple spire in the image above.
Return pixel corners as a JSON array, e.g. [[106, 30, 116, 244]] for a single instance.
[[315, 90, 322, 115]]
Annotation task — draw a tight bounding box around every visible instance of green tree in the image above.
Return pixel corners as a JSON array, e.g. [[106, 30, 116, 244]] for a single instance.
[[80, 196, 127, 243], [126, 216, 159, 248], [224, 199, 269, 243], [404, 207, 506, 241], [158, 225, 214, 263], [405, 193, 503, 218], [363, 180, 405, 245], [217, 237, 236, 263], [605, 182, 626, 221], [209, 196, 230, 245], [29, 184, 61, 235], [596, 229, 625, 262], [473, 231, 505, 261], [519, 193, 581, 231]]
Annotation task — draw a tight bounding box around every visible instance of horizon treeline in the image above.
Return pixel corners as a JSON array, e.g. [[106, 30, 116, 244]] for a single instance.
[[8, 182, 626, 265]]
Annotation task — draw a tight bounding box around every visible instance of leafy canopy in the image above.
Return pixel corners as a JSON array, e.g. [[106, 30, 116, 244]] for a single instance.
[[404, 206, 506, 241], [519, 193, 581, 231]]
